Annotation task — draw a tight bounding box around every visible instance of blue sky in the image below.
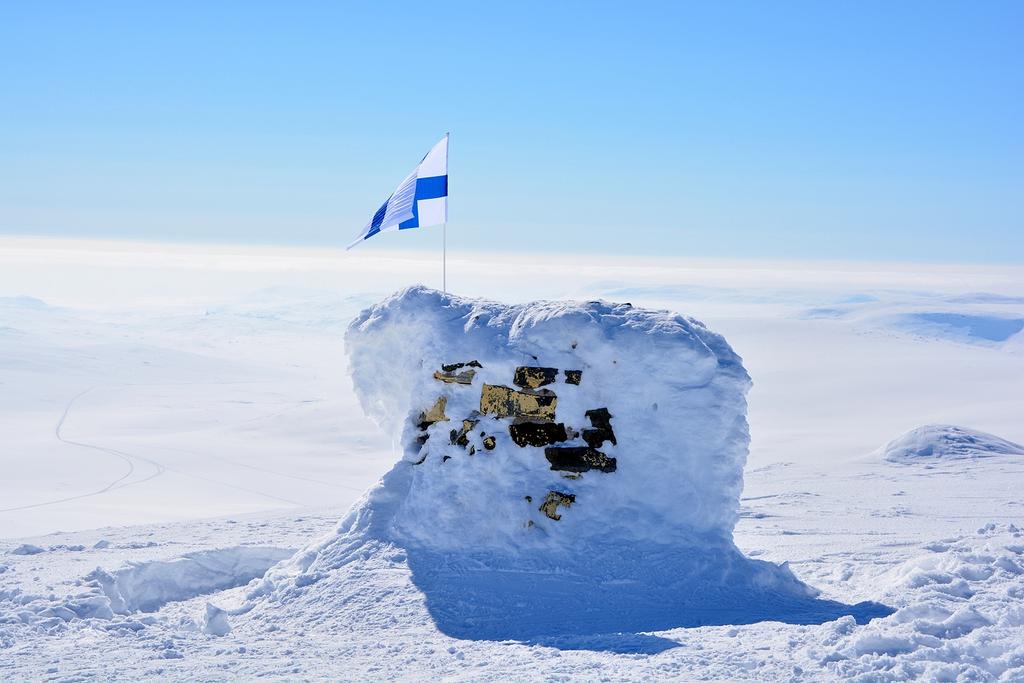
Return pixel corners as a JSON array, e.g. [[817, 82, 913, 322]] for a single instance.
[[1, 1, 1021, 262]]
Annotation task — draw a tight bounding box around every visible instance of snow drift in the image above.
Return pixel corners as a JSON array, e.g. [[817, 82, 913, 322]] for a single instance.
[[251, 287, 889, 639], [882, 425, 1024, 463]]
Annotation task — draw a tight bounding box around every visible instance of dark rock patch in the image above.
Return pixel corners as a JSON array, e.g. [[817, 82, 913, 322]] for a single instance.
[[544, 447, 617, 473], [583, 407, 616, 447], [509, 421, 570, 448], [442, 360, 482, 372], [585, 407, 614, 431]]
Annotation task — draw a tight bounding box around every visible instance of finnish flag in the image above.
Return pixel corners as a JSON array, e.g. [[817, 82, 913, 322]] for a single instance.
[[347, 134, 449, 249]]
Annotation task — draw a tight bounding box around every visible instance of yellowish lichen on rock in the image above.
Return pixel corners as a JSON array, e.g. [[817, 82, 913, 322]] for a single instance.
[[418, 396, 448, 427], [433, 361, 482, 385], [450, 418, 479, 447], [513, 366, 558, 389], [539, 491, 576, 521], [433, 369, 476, 385], [479, 384, 557, 421]]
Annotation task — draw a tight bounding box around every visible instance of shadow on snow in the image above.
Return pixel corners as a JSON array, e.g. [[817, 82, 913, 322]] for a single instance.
[[405, 543, 893, 654]]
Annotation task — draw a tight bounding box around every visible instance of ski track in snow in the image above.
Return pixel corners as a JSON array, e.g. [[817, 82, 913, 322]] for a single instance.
[[148, 444, 368, 494], [0, 388, 156, 513], [1, 383, 319, 514]]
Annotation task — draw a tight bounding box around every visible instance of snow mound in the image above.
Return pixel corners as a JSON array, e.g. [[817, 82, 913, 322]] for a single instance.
[[822, 524, 1024, 680], [251, 287, 888, 639], [347, 286, 751, 549], [201, 602, 231, 636], [90, 546, 293, 614], [0, 546, 291, 633], [882, 425, 1024, 463]]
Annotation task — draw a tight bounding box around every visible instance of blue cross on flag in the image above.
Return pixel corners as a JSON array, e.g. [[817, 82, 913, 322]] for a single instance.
[[347, 134, 449, 249]]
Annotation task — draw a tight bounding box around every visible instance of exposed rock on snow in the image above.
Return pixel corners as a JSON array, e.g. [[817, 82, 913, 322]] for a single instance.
[[479, 382, 557, 420], [433, 360, 480, 385], [882, 425, 1024, 463], [508, 420, 570, 448], [512, 365, 559, 389], [538, 491, 575, 521], [544, 445, 616, 473], [249, 287, 889, 639]]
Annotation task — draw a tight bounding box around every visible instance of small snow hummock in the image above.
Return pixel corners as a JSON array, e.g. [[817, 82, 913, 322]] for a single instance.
[[9, 544, 45, 556], [250, 287, 887, 639], [882, 425, 1024, 463], [91, 546, 293, 614], [0, 546, 292, 633], [202, 602, 231, 636]]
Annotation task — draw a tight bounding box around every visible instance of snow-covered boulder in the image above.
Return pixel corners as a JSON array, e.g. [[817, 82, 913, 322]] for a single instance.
[[344, 286, 752, 550], [882, 425, 1024, 463], [252, 287, 886, 639]]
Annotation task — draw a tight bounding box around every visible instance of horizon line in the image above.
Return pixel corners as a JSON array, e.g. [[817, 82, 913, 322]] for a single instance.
[[3, 232, 1022, 272]]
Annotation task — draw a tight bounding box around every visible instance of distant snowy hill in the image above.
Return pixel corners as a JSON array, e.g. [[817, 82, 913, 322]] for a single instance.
[[888, 312, 1024, 345], [882, 425, 1024, 463]]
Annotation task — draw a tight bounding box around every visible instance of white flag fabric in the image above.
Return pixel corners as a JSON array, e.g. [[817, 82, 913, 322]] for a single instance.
[[347, 135, 449, 249]]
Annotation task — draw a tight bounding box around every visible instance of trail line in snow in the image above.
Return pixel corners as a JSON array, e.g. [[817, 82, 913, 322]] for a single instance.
[[58, 387, 170, 492], [151, 465, 305, 506], [0, 387, 146, 513], [147, 443, 367, 494], [1, 382, 312, 515]]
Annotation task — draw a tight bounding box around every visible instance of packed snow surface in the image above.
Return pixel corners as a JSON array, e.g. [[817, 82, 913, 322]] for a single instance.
[[882, 425, 1024, 463]]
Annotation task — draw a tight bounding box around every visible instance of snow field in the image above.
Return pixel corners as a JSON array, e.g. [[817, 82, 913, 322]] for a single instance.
[[2, 238, 1023, 680], [3, 522, 1022, 680]]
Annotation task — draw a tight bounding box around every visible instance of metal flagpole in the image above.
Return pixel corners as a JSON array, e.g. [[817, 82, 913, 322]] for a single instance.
[[443, 132, 449, 293]]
